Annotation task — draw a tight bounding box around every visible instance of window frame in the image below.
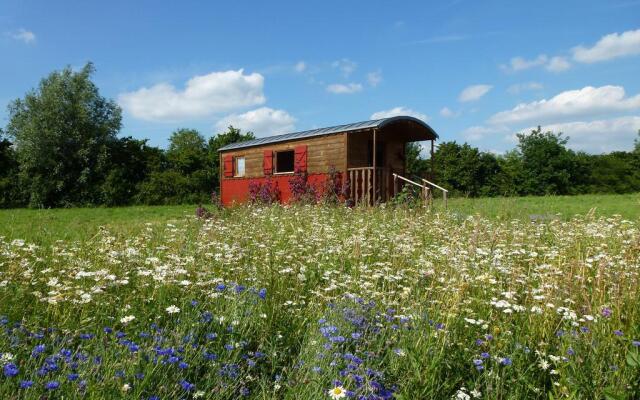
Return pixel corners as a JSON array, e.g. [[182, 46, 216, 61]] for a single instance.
[[234, 156, 246, 178], [274, 150, 295, 174]]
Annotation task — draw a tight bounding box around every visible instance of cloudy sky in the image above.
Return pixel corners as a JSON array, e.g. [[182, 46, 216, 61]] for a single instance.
[[1, 0, 639, 153]]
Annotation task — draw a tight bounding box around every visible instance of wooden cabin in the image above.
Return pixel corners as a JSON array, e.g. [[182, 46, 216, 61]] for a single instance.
[[217, 115, 439, 206]]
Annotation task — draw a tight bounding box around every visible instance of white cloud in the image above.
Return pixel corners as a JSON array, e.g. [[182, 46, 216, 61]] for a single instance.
[[439, 107, 459, 118], [500, 55, 548, 72], [9, 28, 36, 44], [215, 107, 296, 137], [326, 83, 363, 94], [573, 28, 640, 63], [370, 106, 428, 121], [294, 61, 306, 72], [332, 58, 357, 77], [546, 56, 571, 72], [507, 82, 544, 94], [517, 116, 640, 153], [459, 84, 493, 102], [118, 69, 265, 121], [489, 85, 640, 125], [461, 125, 509, 141], [367, 71, 382, 87]]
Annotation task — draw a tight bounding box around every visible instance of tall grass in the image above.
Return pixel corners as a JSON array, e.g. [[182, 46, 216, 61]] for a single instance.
[[0, 204, 638, 399]]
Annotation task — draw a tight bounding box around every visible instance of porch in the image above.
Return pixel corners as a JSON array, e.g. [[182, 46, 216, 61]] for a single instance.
[[345, 117, 440, 205]]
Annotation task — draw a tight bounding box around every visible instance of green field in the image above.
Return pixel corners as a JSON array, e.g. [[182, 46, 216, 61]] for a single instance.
[[1, 193, 638, 245], [0, 194, 639, 399]]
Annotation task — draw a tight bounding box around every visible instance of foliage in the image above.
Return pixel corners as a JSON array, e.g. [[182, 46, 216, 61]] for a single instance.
[[248, 178, 280, 204], [6, 63, 122, 207], [0, 206, 638, 398], [288, 172, 318, 204]]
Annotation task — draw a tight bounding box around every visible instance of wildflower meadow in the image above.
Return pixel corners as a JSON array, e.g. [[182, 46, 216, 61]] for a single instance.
[[0, 204, 639, 399]]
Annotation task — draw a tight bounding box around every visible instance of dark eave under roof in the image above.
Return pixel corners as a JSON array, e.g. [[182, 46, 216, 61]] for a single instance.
[[218, 115, 438, 152]]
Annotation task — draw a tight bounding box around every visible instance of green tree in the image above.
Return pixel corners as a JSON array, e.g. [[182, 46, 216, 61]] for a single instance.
[[0, 129, 23, 207], [432, 141, 502, 196], [207, 126, 255, 191], [6, 63, 122, 207], [101, 137, 166, 206], [515, 127, 575, 195], [405, 142, 430, 178], [167, 129, 208, 175]]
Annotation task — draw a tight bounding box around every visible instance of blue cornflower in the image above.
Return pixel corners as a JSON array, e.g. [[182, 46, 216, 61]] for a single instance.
[[149, 397, 160, 400], [312, 366, 322, 373], [115, 370, 126, 378], [135, 372, 145, 379], [20, 380, 34, 389], [179, 379, 195, 391], [500, 357, 513, 366], [240, 387, 250, 396], [330, 336, 346, 343], [602, 307, 612, 318], [32, 344, 46, 357], [614, 330, 623, 336], [632, 340, 640, 347], [215, 283, 226, 292], [235, 285, 246, 294], [178, 361, 189, 369], [3, 363, 19, 378], [67, 373, 79, 381], [258, 288, 267, 300], [103, 327, 113, 334], [480, 352, 490, 359], [567, 348, 575, 356], [351, 332, 361, 340], [79, 333, 94, 340], [45, 381, 60, 390], [190, 300, 199, 306], [473, 359, 483, 366]]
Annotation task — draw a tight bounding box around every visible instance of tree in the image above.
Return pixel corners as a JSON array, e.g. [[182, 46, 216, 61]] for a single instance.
[[405, 142, 430, 178], [432, 141, 502, 197], [101, 137, 166, 206], [167, 129, 208, 175], [515, 127, 575, 195], [6, 62, 122, 207], [207, 126, 255, 191], [0, 129, 23, 207]]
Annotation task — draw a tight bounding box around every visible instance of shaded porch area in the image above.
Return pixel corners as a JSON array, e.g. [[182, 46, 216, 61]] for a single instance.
[[345, 117, 438, 204]]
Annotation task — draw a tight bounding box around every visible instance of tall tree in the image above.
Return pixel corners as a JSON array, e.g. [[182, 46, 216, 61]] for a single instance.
[[6, 62, 122, 207], [515, 127, 575, 196]]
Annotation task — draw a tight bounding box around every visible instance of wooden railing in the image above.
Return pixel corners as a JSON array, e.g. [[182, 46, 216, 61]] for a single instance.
[[421, 178, 449, 209], [392, 173, 431, 203], [347, 167, 391, 205]]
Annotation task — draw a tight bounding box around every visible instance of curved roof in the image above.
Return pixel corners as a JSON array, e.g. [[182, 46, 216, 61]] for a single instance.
[[218, 115, 438, 152]]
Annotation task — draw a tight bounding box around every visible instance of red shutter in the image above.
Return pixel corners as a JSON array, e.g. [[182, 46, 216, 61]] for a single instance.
[[294, 145, 307, 173], [263, 150, 273, 175], [223, 154, 234, 177]]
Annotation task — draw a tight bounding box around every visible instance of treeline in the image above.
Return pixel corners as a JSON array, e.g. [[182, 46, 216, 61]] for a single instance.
[[409, 129, 640, 197], [0, 63, 254, 208], [1, 63, 639, 208]]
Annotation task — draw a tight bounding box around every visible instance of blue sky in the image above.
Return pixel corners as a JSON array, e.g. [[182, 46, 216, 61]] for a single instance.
[[1, 0, 640, 153]]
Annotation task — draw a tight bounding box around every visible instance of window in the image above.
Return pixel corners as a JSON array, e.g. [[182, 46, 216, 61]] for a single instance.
[[235, 156, 245, 177], [275, 150, 294, 173]]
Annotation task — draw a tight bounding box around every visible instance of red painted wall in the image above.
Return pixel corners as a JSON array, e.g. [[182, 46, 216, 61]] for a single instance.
[[221, 173, 333, 206]]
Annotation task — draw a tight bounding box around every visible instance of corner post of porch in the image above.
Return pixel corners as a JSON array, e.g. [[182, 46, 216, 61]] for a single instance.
[[372, 128, 377, 205]]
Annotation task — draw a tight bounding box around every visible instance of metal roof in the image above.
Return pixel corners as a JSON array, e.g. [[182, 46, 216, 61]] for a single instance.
[[218, 115, 438, 152]]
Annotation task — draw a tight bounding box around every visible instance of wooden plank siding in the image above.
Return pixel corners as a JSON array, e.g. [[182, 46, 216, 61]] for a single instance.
[[220, 133, 346, 179]]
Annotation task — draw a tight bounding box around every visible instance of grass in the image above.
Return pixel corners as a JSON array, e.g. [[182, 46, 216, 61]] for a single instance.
[[0, 194, 639, 399], [1, 193, 638, 245]]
